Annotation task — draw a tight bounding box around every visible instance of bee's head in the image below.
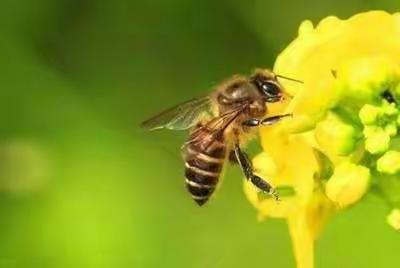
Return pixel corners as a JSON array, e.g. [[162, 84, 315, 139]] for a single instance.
[[250, 70, 283, 103]]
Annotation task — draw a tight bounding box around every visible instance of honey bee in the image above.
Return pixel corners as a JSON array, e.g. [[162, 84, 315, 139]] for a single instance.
[[141, 69, 301, 206]]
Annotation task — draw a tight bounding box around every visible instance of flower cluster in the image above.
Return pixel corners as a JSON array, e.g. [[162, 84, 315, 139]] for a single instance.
[[244, 11, 400, 268]]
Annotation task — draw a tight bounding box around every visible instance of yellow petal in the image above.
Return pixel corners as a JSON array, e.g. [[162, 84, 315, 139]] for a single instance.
[[244, 131, 317, 219], [275, 11, 400, 132], [287, 211, 314, 268]]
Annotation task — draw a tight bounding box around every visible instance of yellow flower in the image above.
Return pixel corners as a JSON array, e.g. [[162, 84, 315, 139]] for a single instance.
[[244, 11, 400, 268], [387, 209, 400, 231]]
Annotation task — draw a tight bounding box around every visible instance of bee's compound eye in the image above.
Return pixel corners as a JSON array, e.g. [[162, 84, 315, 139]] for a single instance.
[[262, 82, 280, 98], [259, 81, 282, 103], [251, 73, 282, 102]]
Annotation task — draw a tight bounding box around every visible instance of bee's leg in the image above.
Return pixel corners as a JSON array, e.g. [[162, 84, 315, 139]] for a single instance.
[[233, 144, 279, 200], [261, 114, 292, 126], [228, 150, 238, 164], [242, 114, 292, 127], [228, 128, 240, 165]]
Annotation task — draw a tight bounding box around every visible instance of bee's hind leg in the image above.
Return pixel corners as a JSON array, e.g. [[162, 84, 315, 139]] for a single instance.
[[233, 144, 279, 200], [228, 150, 238, 165]]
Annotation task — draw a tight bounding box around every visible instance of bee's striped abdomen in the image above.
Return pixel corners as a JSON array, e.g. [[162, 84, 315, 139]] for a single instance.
[[184, 128, 226, 206]]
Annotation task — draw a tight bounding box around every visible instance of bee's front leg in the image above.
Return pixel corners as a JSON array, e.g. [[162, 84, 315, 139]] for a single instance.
[[242, 114, 292, 127], [233, 144, 279, 200]]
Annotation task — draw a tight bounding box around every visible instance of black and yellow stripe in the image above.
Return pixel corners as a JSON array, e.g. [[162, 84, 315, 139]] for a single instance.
[[184, 136, 226, 206]]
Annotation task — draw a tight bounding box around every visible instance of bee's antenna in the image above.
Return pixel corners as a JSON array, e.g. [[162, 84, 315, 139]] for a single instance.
[[275, 74, 304, 84]]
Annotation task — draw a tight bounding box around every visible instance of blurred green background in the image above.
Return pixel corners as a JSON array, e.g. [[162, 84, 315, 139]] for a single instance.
[[0, 0, 400, 267]]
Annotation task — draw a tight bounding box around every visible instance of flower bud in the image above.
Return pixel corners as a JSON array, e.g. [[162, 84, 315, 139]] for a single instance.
[[387, 209, 400, 231], [326, 162, 370, 207], [364, 127, 390, 154], [384, 123, 397, 137], [314, 112, 357, 156], [359, 104, 380, 125], [382, 102, 398, 116], [377, 150, 400, 175]]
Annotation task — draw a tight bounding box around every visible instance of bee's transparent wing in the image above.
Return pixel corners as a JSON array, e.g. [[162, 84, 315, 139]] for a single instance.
[[140, 97, 212, 131], [187, 107, 244, 146]]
